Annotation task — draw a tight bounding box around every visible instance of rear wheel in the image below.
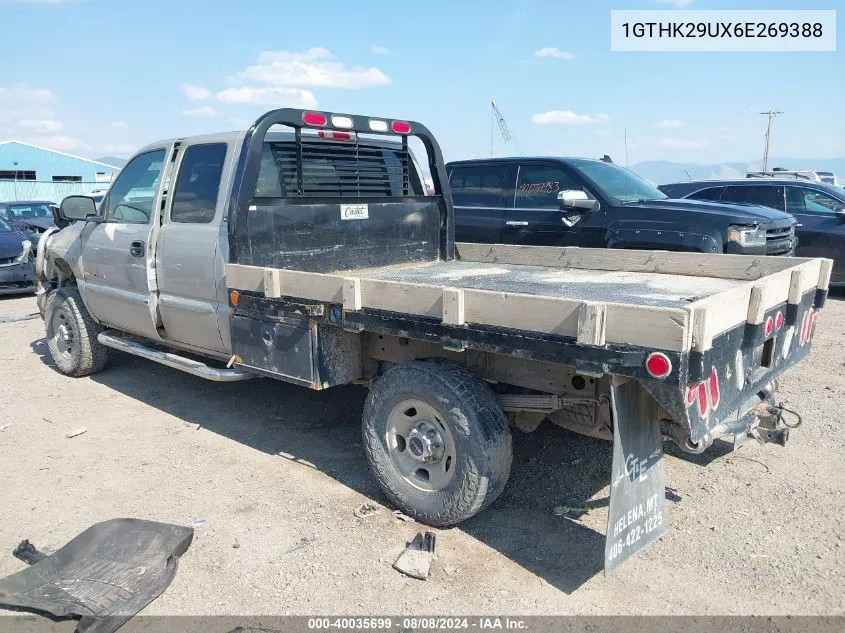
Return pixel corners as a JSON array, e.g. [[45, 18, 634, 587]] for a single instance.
[[362, 360, 512, 527], [45, 286, 109, 377]]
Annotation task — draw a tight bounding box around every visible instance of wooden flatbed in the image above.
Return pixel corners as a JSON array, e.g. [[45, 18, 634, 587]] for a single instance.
[[227, 242, 832, 354]]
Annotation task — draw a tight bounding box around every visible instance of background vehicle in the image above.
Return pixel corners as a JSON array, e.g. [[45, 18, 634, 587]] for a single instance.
[[37, 108, 832, 574], [0, 216, 35, 295], [445, 157, 797, 256], [0, 200, 57, 237], [660, 179, 845, 283]]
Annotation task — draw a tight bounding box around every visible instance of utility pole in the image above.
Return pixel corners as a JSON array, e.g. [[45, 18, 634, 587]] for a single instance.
[[760, 110, 783, 172]]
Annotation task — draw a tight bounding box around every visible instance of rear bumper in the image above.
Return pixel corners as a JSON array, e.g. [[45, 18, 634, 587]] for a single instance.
[[0, 260, 36, 295]]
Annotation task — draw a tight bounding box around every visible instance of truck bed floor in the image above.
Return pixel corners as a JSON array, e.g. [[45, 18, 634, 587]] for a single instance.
[[350, 260, 746, 308]]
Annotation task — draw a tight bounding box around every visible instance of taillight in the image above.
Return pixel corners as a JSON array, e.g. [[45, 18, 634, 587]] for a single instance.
[[645, 352, 672, 378], [302, 111, 328, 126], [775, 311, 784, 330], [391, 120, 411, 134], [318, 130, 357, 141], [331, 115, 353, 129], [764, 315, 774, 337]]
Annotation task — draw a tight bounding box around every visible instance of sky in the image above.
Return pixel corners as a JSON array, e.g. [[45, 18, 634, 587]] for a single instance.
[[0, 0, 842, 166]]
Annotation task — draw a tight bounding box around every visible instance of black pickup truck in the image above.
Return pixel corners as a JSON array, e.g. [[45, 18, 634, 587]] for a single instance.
[[446, 157, 797, 256]]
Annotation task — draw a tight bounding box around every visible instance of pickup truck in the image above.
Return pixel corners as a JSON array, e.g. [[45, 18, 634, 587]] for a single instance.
[[36, 108, 832, 574], [446, 157, 797, 256]]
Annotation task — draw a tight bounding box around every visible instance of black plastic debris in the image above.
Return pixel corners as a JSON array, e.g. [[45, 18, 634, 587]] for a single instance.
[[392, 531, 436, 580], [0, 518, 193, 633]]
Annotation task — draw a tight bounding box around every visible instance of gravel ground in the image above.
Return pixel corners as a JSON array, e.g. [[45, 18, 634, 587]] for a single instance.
[[0, 292, 843, 616]]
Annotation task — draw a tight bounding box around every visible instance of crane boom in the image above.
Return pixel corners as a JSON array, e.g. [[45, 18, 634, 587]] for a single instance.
[[490, 100, 516, 155]]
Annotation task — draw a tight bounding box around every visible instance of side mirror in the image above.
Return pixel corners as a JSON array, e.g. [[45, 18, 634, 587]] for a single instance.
[[59, 195, 101, 223], [836, 208, 845, 222], [557, 190, 599, 212]]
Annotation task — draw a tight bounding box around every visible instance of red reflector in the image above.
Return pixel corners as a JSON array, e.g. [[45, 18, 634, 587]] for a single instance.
[[391, 120, 411, 134], [302, 111, 327, 126], [775, 311, 784, 330], [707, 368, 720, 411], [645, 352, 672, 378], [697, 382, 709, 418], [685, 386, 697, 408], [764, 315, 774, 336]]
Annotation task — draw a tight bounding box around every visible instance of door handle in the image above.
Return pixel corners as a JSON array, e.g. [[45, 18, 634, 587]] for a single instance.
[[505, 221, 529, 227], [129, 241, 145, 258]]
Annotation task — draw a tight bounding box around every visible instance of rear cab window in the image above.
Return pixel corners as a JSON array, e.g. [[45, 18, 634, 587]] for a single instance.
[[254, 139, 422, 198], [171, 143, 227, 223], [721, 185, 785, 211], [448, 164, 507, 207]]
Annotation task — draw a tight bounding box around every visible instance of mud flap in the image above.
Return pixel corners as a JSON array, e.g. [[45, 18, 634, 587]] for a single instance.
[[604, 377, 667, 574], [0, 518, 193, 633]]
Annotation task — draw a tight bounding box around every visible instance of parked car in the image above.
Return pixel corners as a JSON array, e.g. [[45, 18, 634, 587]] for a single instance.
[[0, 215, 35, 295], [659, 179, 845, 283], [36, 108, 831, 574], [445, 157, 797, 256], [0, 200, 57, 237]]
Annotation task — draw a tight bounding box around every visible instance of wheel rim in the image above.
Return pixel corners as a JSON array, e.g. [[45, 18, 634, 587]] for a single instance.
[[385, 398, 457, 492], [52, 308, 76, 361]]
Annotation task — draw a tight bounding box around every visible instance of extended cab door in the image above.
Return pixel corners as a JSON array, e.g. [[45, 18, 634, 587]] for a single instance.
[[155, 140, 232, 354], [79, 148, 169, 339], [448, 163, 510, 243], [502, 161, 604, 246]]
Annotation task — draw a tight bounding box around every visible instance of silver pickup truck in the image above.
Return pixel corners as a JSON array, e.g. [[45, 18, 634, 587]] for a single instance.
[[36, 108, 832, 573]]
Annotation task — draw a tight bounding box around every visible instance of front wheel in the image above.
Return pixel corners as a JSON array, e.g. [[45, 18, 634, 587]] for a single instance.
[[45, 286, 109, 377], [362, 360, 512, 527]]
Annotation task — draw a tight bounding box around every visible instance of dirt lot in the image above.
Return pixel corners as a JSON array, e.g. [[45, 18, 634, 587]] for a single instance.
[[0, 291, 843, 616]]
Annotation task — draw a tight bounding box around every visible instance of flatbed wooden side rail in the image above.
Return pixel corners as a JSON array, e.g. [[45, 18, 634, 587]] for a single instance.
[[455, 242, 818, 281], [228, 262, 692, 351], [226, 246, 830, 354]]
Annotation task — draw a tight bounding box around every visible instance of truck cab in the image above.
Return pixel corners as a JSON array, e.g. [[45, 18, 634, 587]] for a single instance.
[[446, 157, 797, 256]]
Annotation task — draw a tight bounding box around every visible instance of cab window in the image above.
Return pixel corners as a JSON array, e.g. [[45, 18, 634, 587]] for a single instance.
[[449, 164, 507, 207], [688, 187, 725, 202], [103, 149, 167, 224], [171, 143, 227, 224], [721, 185, 785, 211], [786, 187, 845, 215], [515, 165, 583, 209]]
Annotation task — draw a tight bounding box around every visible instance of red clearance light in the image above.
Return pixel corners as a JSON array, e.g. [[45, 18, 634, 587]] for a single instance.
[[391, 120, 411, 134], [318, 130, 357, 141], [775, 311, 784, 330], [764, 315, 774, 336], [645, 352, 672, 379], [302, 111, 328, 127]]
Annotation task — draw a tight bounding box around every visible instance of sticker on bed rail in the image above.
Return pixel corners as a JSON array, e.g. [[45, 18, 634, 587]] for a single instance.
[[341, 204, 369, 220]]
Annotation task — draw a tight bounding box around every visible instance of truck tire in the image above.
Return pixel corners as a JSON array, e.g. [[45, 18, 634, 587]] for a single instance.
[[362, 360, 512, 527], [45, 286, 109, 377]]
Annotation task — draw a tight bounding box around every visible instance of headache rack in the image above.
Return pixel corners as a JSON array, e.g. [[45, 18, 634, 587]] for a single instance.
[[227, 108, 455, 272]]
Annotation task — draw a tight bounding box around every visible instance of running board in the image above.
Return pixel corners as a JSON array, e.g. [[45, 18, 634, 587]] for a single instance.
[[97, 332, 253, 382]]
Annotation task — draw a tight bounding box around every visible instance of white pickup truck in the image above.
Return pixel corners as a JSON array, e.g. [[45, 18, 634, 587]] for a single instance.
[[37, 108, 832, 573]]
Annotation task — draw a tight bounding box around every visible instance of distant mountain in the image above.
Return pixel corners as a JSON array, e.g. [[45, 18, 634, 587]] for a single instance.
[[631, 157, 845, 185], [94, 156, 127, 168]]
